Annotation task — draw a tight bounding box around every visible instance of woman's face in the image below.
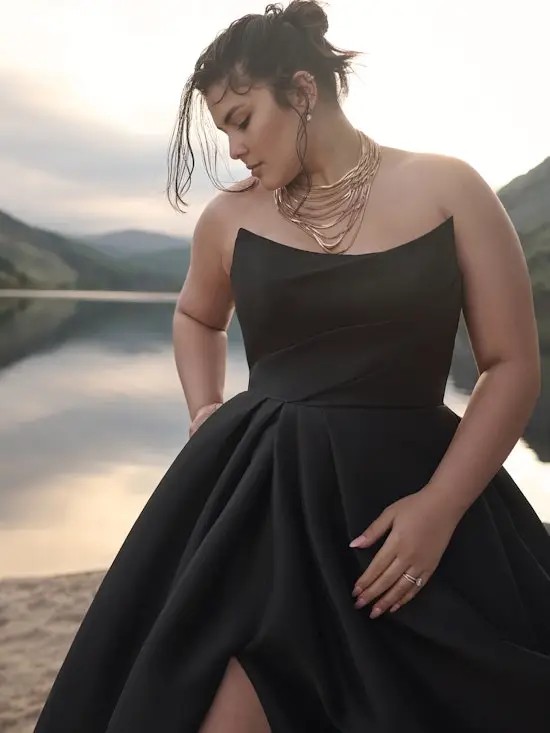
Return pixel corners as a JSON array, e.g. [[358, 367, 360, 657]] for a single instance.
[[205, 79, 305, 190]]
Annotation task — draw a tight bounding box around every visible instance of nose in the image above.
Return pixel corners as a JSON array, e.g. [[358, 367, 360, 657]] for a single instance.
[[228, 136, 247, 162]]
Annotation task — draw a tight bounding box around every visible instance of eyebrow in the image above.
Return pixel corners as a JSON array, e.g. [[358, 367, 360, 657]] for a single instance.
[[216, 104, 245, 130]]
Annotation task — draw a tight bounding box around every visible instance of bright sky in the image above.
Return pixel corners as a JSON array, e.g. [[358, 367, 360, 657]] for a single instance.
[[0, 0, 548, 238]]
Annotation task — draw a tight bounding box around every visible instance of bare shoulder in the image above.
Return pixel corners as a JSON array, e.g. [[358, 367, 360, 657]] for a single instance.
[[413, 150, 540, 381], [390, 148, 457, 187], [174, 177, 259, 329], [399, 149, 494, 216], [378, 146, 458, 218], [215, 175, 262, 208], [414, 150, 521, 256], [388, 147, 517, 231], [196, 176, 260, 228], [193, 176, 261, 266], [411, 148, 524, 271]]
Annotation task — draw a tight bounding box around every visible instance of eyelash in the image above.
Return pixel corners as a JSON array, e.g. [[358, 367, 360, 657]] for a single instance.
[[238, 116, 250, 130]]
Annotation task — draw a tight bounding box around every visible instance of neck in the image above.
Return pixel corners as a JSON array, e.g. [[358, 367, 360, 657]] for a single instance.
[[295, 112, 366, 187]]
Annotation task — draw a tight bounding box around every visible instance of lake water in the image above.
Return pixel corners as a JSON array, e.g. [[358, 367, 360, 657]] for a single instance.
[[1, 292, 549, 579]]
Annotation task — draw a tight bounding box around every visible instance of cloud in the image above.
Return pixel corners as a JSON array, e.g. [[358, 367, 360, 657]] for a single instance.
[[0, 69, 225, 236], [0, 70, 163, 191]]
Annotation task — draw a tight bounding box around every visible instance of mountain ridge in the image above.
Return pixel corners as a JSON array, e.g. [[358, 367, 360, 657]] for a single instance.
[[1, 155, 549, 295]]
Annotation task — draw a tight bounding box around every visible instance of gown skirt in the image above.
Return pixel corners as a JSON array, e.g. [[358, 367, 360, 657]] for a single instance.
[[34, 216, 550, 732]]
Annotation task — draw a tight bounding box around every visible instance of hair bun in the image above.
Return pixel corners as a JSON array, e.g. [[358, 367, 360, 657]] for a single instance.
[[268, 1, 329, 38]]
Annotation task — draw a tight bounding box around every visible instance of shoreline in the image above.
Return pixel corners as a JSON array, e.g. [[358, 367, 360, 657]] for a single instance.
[[0, 288, 179, 302]]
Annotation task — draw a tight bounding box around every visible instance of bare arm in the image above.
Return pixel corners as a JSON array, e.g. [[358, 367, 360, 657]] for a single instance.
[[172, 194, 236, 424], [424, 157, 541, 518]]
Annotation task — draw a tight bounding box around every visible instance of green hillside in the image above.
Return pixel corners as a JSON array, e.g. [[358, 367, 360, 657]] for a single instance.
[[521, 221, 550, 348], [522, 220, 550, 291], [1, 155, 548, 299], [0, 210, 183, 292], [120, 246, 190, 279]]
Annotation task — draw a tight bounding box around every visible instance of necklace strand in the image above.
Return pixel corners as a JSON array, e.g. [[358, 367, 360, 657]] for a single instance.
[[273, 130, 382, 254]]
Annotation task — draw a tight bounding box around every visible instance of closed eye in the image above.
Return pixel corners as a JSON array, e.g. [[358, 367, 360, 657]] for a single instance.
[[238, 116, 251, 130]]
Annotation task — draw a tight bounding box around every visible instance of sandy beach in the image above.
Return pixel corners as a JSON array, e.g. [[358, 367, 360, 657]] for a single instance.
[[0, 570, 105, 733]]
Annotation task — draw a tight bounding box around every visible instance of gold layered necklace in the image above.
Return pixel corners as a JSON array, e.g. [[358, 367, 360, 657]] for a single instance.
[[273, 130, 381, 254]]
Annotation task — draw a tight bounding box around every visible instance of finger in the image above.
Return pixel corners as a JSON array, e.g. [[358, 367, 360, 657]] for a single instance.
[[388, 587, 419, 614], [368, 567, 424, 617], [353, 556, 405, 608], [353, 534, 399, 591], [390, 571, 430, 613], [349, 506, 395, 548]]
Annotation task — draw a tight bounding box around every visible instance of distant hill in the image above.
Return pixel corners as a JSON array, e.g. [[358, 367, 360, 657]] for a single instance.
[[498, 157, 550, 235], [495, 158, 550, 347], [122, 246, 191, 279], [0, 211, 184, 292], [71, 230, 191, 282], [1, 155, 548, 297], [450, 156, 550, 458], [77, 229, 190, 258], [515, 220, 550, 347]]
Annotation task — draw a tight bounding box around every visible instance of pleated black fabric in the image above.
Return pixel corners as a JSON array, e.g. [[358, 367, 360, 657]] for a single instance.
[[34, 215, 550, 732]]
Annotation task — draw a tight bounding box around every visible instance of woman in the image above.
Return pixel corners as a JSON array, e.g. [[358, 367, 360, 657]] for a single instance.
[[35, 2, 550, 732]]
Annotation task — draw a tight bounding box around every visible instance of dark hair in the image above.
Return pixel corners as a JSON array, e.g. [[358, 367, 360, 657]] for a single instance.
[[166, 0, 362, 213]]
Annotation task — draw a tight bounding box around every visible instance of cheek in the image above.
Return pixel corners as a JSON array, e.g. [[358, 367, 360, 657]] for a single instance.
[[262, 114, 295, 155], [255, 113, 301, 187], [269, 126, 300, 170]]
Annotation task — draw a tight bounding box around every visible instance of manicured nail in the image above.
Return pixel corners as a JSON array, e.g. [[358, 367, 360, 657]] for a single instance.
[[370, 606, 382, 619], [389, 603, 400, 613], [354, 597, 367, 609], [349, 536, 366, 548]]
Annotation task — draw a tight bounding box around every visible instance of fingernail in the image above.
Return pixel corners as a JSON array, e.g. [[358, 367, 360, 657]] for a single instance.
[[349, 536, 365, 548], [389, 603, 400, 613], [370, 606, 382, 619], [354, 597, 367, 609]]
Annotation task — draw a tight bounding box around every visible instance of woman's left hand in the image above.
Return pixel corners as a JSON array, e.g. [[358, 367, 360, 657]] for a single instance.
[[349, 487, 462, 618]]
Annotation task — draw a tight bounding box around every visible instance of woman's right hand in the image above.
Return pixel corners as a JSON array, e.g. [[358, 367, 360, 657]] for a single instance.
[[188, 402, 223, 438]]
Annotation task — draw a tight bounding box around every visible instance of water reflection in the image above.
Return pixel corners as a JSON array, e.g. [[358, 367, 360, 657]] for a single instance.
[[0, 293, 242, 369], [0, 293, 548, 578]]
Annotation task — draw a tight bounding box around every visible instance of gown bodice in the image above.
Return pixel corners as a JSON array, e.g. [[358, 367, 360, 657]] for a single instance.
[[230, 215, 462, 407]]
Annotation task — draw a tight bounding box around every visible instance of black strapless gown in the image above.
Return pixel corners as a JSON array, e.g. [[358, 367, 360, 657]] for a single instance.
[[34, 215, 550, 733]]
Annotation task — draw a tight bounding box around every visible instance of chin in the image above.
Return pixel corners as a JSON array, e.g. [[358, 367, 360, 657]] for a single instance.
[[254, 174, 273, 190], [258, 173, 290, 192], [258, 179, 276, 191]]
